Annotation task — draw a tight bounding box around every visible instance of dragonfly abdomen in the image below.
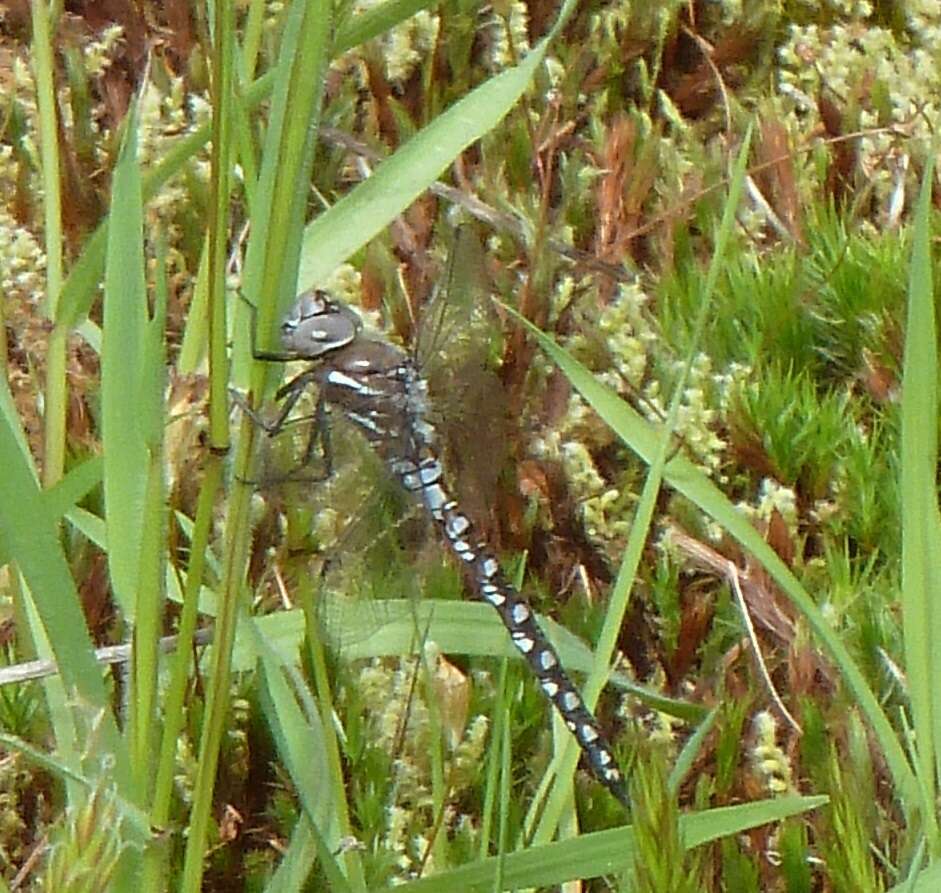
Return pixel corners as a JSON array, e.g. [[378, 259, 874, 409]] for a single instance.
[[391, 445, 629, 806]]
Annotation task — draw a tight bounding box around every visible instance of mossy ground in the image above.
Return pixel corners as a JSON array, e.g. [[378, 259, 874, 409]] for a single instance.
[[0, 2, 938, 890]]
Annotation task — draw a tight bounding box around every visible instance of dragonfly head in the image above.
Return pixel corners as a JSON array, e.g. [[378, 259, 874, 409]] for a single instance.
[[280, 289, 362, 359]]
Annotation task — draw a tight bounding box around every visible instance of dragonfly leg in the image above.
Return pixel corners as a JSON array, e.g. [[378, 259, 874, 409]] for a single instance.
[[230, 388, 261, 423], [267, 375, 309, 434], [230, 378, 315, 436], [262, 386, 334, 483], [234, 379, 334, 484], [303, 396, 333, 478], [237, 291, 298, 362]]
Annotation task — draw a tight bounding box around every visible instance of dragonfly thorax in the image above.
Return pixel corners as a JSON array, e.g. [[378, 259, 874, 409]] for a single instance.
[[280, 289, 362, 359]]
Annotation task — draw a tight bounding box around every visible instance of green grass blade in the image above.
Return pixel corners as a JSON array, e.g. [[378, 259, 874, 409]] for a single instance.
[[41, 457, 103, 524], [669, 706, 720, 796], [297, 579, 367, 888], [99, 93, 162, 810], [128, 244, 169, 808], [0, 447, 101, 798], [235, 0, 333, 389], [183, 3, 333, 886], [150, 461, 224, 834], [899, 154, 941, 840], [0, 374, 34, 472], [30, 1, 67, 487], [204, 3, 240, 456], [531, 127, 753, 833], [262, 815, 320, 892], [55, 64, 268, 338], [886, 857, 941, 893], [256, 597, 697, 719], [0, 417, 130, 792], [251, 621, 356, 893], [512, 315, 918, 811], [101, 102, 149, 617], [296, 0, 579, 291], [29, 1, 63, 312], [388, 796, 827, 892], [0, 457, 101, 566], [175, 239, 210, 374]]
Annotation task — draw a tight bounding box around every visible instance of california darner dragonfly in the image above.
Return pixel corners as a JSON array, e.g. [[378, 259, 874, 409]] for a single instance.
[[252, 281, 629, 808]]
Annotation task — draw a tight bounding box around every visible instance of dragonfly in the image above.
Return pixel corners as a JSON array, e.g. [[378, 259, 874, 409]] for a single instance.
[[250, 278, 629, 808]]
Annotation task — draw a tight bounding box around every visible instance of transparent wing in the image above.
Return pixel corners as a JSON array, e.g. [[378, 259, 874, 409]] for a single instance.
[[417, 224, 511, 532], [250, 408, 453, 655], [414, 223, 499, 377]]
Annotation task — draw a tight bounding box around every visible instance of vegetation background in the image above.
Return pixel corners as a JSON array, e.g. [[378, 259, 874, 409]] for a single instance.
[[1, 0, 940, 890]]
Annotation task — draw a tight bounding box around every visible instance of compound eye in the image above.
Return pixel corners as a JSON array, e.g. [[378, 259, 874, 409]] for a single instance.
[[280, 290, 360, 357]]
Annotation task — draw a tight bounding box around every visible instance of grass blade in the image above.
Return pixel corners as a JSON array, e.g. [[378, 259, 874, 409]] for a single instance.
[[30, 1, 67, 487], [388, 795, 827, 892], [251, 620, 357, 893], [512, 309, 918, 812], [296, 0, 579, 291], [899, 154, 940, 840], [519, 132, 750, 833], [0, 416, 129, 792], [101, 102, 149, 617], [235, 0, 333, 388], [182, 3, 333, 887]]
